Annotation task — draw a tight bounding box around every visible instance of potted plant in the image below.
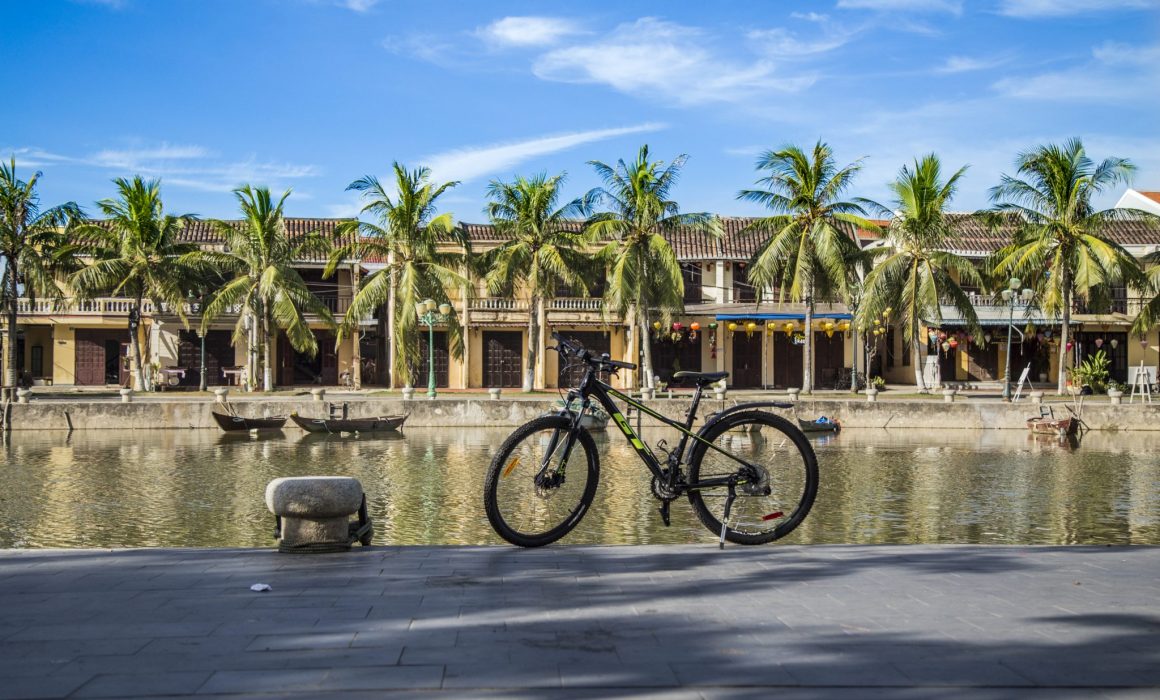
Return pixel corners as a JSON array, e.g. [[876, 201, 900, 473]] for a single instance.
[[1107, 380, 1125, 401]]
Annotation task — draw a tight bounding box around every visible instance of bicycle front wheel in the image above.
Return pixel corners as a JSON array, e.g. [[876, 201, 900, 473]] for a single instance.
[[483, 414, 599, 547], [687, 411, 818, 545]]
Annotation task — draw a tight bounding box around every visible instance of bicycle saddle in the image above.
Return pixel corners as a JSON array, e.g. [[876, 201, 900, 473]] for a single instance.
[[673, 371, 729, 386]]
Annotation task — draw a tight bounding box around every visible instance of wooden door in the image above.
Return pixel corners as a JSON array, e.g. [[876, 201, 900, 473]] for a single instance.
[[558, 331, 609, 388], [414, 331, 449, 388], [731, 332, 763, 388], [74, 330, 108, 385], [772, 332, 803, 389], [277, 334, 295, 386], [967, 343, 999, 381], [484, 331, 522, 388], [177, 331, 234, 387], [813, 332, 845, 389], [938, 346, 957, 384], [650, 334, 702, 385], [118, 342, 130, 386], [318, 331, 338, 385]]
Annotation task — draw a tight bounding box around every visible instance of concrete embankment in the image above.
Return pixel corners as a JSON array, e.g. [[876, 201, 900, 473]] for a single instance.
[[6, 395, 1159, 431]]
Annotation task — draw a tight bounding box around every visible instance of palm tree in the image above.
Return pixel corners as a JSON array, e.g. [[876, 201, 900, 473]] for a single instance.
[[858, 154, 984, 391], [333, 163, 466, 388], [990, 139, 1143, 394], [1132, 250, 1160, 338], [200, 186, 335, 391], [0, 159, 85, 397], [72, 177, 205, 391], [738, 141, 876, 393], [483, 173, 592, 392], [586, 145, 716, 389]]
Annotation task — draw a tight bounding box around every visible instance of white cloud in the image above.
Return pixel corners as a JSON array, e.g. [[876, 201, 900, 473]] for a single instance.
[[335, 0, 380, 11], [935, 55, 1010, 73], [837, 0, 962, 13], [477, 17, 583, 47], [4, 142, 318, 193], [420, 123, 666, 184], [748, 27, 857, 58], [993, 40, 1159, 102], [997, 0, 1158, 18], [532, 18, 814, 106], [791, 12, 830, 22]]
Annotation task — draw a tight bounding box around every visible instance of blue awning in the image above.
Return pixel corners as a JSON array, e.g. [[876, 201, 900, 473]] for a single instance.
[[715, 312, 852, 321]]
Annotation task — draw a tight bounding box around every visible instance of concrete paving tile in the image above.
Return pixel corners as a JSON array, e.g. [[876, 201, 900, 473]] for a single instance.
[[8, 621, 219, 641], [196, 668, 330, 694], [246, 632, 356, 651], [314, 664, 445, 690], [0, 673, 94, 699], [559, 661, 680, 688], [442, 662, 560, 689], [72, 671, 213, 698]]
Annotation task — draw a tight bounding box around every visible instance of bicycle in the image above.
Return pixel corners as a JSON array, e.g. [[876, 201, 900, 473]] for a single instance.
[[483, 332, 818, 548]]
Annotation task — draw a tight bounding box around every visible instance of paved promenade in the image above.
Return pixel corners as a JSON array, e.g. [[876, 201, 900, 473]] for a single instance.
[[1, 545, 1157, 698]]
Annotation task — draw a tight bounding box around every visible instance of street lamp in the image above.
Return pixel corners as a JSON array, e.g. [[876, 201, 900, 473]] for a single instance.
[[416, 299, 452, 399], [1001, 278, 1034, 401]]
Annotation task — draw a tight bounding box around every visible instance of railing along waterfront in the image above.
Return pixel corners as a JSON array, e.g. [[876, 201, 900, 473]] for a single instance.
[[14, 296, 345, 318]]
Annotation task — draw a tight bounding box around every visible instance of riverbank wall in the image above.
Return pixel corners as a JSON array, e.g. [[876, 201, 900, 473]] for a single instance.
[[5, 396, 1159, 431]]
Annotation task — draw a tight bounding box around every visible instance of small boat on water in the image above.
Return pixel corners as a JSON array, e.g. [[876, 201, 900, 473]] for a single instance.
[[797, 417, 841, 434], [290, 413, 407, 434], [211, 410, 287, 432], [1026, 415, 1079, 438]]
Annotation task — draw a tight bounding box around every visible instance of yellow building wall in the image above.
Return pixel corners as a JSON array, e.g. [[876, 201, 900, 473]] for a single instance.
[[52, 326, 76, 385]]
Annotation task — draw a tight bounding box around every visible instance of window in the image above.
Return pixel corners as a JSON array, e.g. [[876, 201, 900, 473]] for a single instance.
[[733, 264, 755, 303], [681, 263, 702, 304]]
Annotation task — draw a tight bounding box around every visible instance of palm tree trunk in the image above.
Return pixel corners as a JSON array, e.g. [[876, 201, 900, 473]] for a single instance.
[[5, 262, 20, 400], [802, 291, 814, 393], [912, 335, 927, 390], [387, 257, 397, 389], [350, 263, 361, 390], [640, 312, 654, 391], [850, 325, 859, 392], [130, 296, 146, 392], [1058, 270, 1071, 395], [262, 309, 273, 392], [524, 295, 538, 392]]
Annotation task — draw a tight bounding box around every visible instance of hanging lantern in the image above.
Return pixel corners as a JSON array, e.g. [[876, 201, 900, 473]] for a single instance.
[[1066, 340, 1074, 351], [1109, 338, 1119, 349], [783, 322, 794, 336], [874, 319, 881, 326], [707, 322, 717, 330], [1142, 338, 1150, 349], [941, 341, 951, 352], [728, 322, 738, 332], [1095, 338, 1104, 348], [766, 321, 776, 333], [690, 322, 700, 332], [928, 330, 938, 342], [839, 320, 850, 332], [672, 322, 683, 331], [745, 321, 758, 337], [824, 321, 835, 331], [652, 321, 662, 331], [948, 337, 959, 349], [984, 332, 993, 344], [938, 330, 947, 340]]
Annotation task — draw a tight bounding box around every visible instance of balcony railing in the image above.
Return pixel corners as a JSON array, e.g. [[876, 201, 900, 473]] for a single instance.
[[13, 296, 344, 318], [548, 297, 604, 312], [470, 298, 530, 312]]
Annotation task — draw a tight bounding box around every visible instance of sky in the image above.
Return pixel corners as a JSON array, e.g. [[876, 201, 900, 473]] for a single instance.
[[2, 0, 1158, 222]]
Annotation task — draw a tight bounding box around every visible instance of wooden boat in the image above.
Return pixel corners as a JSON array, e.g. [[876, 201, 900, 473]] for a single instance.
[[797, 417, 841, 434], [290, 413, 407, 434], [1026, 416, 1078, 438], [211, 410, 287, 432]]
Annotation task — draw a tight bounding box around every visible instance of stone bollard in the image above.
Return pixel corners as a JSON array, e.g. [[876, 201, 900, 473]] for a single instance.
[[265, 476, 372, 553], [866, 387, 878, 403], [640, 387, 654, 401], [310, 387, 326, 402], [213, 387, 229, 403], [1029, 391, 1044, 405], [943, 387, 956, 403], [488, 387, 502, 400], [787, 388, 800, 403], [401, 386, 415, 401], [119, 388, 133, 403], [15, 388, 32, 405], [1108, 389, 1123, 405]]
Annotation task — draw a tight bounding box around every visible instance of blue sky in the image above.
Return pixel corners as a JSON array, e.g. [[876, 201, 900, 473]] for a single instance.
[[2, 0, 1157, 221]]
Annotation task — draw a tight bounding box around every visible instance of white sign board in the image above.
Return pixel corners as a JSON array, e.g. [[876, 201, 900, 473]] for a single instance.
[[1013, 364, 1032, 401]]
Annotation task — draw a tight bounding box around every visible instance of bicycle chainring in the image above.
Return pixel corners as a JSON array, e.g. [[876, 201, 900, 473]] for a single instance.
[[651, 473, 682, 501]]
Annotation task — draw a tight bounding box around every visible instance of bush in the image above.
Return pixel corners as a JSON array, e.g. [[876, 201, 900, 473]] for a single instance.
[[1067, 350, 1111, 393]]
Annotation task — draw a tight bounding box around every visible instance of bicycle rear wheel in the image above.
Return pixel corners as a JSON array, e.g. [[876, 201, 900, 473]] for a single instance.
[[686, 411, 817, 545], [483, 414, 599, 547]]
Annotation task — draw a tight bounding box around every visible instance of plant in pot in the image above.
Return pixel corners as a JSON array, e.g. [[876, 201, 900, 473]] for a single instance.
[[1067, 349, 1110, 395]]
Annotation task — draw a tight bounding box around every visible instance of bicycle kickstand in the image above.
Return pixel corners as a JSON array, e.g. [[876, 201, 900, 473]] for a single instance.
[[719, 482, 737, 550]]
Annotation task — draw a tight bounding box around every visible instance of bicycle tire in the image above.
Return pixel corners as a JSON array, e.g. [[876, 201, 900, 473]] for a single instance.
[[686, 411, 818, 545], [483, 414, 599, 547]]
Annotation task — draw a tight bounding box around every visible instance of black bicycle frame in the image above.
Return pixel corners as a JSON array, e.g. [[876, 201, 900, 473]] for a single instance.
[[553, 368, 759, 493]]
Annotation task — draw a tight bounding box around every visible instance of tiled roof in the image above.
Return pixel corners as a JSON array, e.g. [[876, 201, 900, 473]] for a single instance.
[[934, 213, 1160, 254], [1140, 192, 1160, 204], [177, 218, 354, 246]]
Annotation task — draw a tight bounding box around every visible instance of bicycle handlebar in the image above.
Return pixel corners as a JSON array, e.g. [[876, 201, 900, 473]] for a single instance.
[[550, 332, 636, 371]]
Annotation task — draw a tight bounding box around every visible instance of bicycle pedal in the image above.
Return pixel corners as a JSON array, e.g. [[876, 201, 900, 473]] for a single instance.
[[658, 501, 671, 527]]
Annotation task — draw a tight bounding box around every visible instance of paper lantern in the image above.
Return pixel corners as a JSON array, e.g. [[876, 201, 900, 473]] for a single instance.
[[1110, 338, 1119, 349], [839, 320, 850, 332], [1066, 341, 1074, 351], [708, 322, 717, 330], [1095, 338, 1104, 348], [941, 341, 951, 352], [874, 319, 881, 326], [652, 321, 662, 331], [672, 322, 683, 331], [984, 332, 992, 344], [1142, 338, 1150, 349], [824, 321, 835, 331], [728, 322, 738, 332], [745, 321, 758, 336], [928, 330, 938, 341], [690, 322, 700, 331], [948, 337, 959, 349], [783, 322, 794, 336]]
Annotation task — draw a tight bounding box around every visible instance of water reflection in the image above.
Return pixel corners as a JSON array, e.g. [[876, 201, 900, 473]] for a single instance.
[[1, 428, 1157, 548]]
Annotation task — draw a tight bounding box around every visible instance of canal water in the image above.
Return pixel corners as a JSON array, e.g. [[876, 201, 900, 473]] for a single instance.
[[1, 427, 1157, 548]]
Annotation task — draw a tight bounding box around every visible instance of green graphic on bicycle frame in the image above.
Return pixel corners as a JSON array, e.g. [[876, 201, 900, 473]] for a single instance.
[[610, 411, 654, 457]]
